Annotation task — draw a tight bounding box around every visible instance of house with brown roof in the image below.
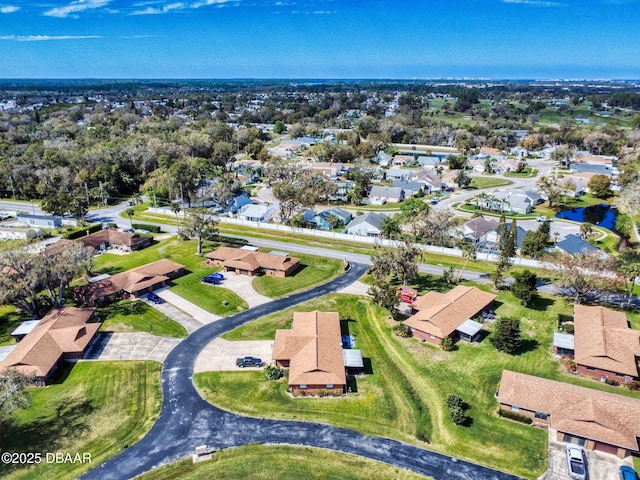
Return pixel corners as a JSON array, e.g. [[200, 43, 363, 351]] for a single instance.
[[78, 228, 151, 252], [404, 285, 496, 345], [205, 246, 300, 277], [0, 306, 99, 385], [75, 259, 184, 306], [497, 370, 640, 458], [572, 305, 640, 383], [273, 311, 346, 395], [461, 217, 499, 243]]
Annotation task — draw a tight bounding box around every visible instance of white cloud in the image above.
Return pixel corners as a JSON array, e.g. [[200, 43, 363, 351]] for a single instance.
[[0, 5, 20, 13], [0, 35, 102, 41], [502, 0, 565, 6], [130, 2, 185, 14], [44, 0, 112, 18], [312, 10, 334, 14], [131, 0, 236, 14]]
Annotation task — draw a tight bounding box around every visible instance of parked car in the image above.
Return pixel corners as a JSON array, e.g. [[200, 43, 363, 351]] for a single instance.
[[236, 356, 262, 368], [202, 273, 224, 285], [620, 466, 637, 480], [122, 228, 134, 234], [566, 445, 587, 480], [146, 293, 164, 304]]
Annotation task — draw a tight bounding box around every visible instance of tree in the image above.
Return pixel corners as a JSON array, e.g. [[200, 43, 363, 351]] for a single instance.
[[454, 170, 471, 188], [545, 250, 624, 304], [264, 364, 282, 380], [511, 269, 538, 306], [170, 202, 181, 226], [445, 394, 468, 425], [125, 207, 135, 228], [588, 174, 612, 199], [492, 219, 517, 289], [520, 220, 550, 258], [369, 242, 421, 286], [458, 242, 477, 281], [273, 121, 287, 134], [615, 250, 640, 304], [0, 248, 46, 316], [368, 281, 399, 314], [490, 317, 522, 355], [379, 216, 400, 239], [41, 243, 95, 308], [536, 175, 566, 208], [0, 369, 36, 424], [180, 207, 219, 254], [579, 222, 593, 240]]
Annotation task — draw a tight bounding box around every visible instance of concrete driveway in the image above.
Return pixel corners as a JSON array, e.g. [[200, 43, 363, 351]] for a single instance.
[[219, 273, 272, 308], [194, 338, 273, 373], [84, 332, 181, 363], [541, 432, 632, 480]]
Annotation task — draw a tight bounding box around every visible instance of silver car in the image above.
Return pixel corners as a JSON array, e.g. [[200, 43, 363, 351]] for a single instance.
[[566, 445, 587, 480]]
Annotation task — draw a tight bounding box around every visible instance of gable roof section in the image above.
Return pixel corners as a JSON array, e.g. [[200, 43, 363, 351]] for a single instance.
[[574, 304, 640, 377], [273, 311, 345, 386], [405, 286, 496, 338], [344, 212, 388, 231], [78, 229, 147, 249], [0, 307, 98, 378], [498, 370, 640, 450], [463, 217, 499, 240], [205, 246, 300, 273], [556, 234, 600, 255]]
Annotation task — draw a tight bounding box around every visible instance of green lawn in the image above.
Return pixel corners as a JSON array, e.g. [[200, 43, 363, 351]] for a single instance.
[[0, 305, 29, 346], [201, 281, 640, 479], [1, 361, 161, 480], [135, 445, 431, 480], [97, 299, 187, 338], [252, 254, 343, 298], [92, 238, 249, 316], [468, 176, 514, 189]]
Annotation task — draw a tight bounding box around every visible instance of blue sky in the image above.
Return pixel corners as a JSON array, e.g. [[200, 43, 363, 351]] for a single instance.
[[0, 0, 638, 79]]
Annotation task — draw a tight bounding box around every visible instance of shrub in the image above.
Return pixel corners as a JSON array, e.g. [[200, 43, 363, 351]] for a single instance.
[[264, 364, 282, 380], [449, 405, 466, 425], [564, 323, 574, 334], [626, 381, 638, 391], [64, 223, 102, 239], [392, 324, 412, 338], [446, 393, 469, 426], [498, 409, 533, 424], [446, 393, 463, 410], [490, 317, 522, 355], [440, 336, 455, 351], [132, 223, 161, 233]]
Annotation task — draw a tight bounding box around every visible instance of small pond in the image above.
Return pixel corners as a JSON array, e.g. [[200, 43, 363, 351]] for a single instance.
[[555, 203, 618, 230]]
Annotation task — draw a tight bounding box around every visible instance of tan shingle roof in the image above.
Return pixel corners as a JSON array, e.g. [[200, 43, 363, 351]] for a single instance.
[[273, 311, 345, 386], [78, 229, 147, 250], [205, 246, 300, 273], [405, 286, 496, 338], [0, 307, 98, 378], [574, 304, 640, 377], [498, 370, 640, 450]]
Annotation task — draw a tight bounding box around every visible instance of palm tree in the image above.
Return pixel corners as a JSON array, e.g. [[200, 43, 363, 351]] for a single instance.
[[125, 208, 135, 228], [459, 242, 477, 281], [580, 222, 593, 239], [170, 202, 181, 228]]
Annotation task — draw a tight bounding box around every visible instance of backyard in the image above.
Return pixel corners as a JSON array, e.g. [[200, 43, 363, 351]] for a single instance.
[[0, 361, 161, 480]]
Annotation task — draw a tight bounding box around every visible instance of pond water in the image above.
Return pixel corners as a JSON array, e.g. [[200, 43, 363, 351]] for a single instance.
[[555, 203, 618, 230]]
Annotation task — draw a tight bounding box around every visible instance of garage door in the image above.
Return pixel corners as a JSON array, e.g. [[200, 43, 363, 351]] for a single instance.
[[594, 442, 619, 455], [563, 434, 586, 446]]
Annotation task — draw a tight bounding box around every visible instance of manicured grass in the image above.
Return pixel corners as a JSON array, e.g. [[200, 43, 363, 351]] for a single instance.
[[534, 193, 612, 217], [135, 444, 431, 480], [204, 282, 640, 479], [209, 294, 425, 444], [0, 305, 29, 346], [251, 254, 343, 298], [468, 176, 514, 189], [97, 299, 187, 338], [504, 168, 538, 178], [1, 361, 161, 480], [92, 238, 249, 316]]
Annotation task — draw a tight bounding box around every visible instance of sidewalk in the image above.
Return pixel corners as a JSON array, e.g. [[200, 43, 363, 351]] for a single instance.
[[154, 288, 221, 326]]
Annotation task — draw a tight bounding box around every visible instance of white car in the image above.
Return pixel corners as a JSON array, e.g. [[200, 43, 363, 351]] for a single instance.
[[566, 445, 587, 480]]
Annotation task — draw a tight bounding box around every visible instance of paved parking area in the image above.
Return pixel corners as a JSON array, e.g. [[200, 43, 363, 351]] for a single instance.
[[541, 432, 632, 480], [143, 296, 205, 334], [155, 288, 221, 324], [337, 280, 371, 297], [84, 332, 181, 363], [194, 338, 273, 373], [218, 273, 272, 308]]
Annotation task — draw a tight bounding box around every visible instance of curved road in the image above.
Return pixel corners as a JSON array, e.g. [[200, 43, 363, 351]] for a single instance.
[[81, 263, 522, 480]]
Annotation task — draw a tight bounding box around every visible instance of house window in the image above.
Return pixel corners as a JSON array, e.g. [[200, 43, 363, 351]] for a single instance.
[[429, 334, 436, 339], [511, 405, 520, 412], [586, 366, 595, 371], [326, 384, 333, 389], [299, 384, 307, 389], [534, 411, 548, 420]]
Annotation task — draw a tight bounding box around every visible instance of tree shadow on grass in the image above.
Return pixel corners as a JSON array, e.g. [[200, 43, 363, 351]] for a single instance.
[[411, 275, 451, 294], [97, 299, 148, 321], [363, 358, 374, 375], [515, 338, 540, 355], [527, 296, 555, 312], [288, 264, 308, 277]]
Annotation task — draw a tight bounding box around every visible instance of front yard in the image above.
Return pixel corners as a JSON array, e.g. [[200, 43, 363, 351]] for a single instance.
[[1, 361, 161, 480], [97, 300, 187, 338]]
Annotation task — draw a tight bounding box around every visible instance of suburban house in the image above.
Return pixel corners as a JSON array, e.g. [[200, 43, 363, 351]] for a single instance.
[[16, 213, 63, 229], [404, 285, 496, 345], [343, 212, 388, 237], [571, 305, 640, 383], [416, 156, 440, 169], [272, 311, 346, 395], [461, 217, 499, 243], [392, 154, 413, 167], [572, 163, 615, 177], [309, 162, 344, 178], [0, 306, 99, 385], [556, 234, 602, 256], [497, 370, 640, 458], [237, 203, 278, 223], [485, 223, 527, 252], [369, 186, 404, 204], [227, 194, 253, 213], [391, 181, 425, 197], [311, 207, 352, 230], [385, 168, 419, 181], [75, 259, 185, 305], [205, 246, 300, 277], [412, 170, 443, 193], [477, 191, 532, 214], [0, 227, 35, 241], [78, 228, 152, 252], [374, 151, 392, 167]]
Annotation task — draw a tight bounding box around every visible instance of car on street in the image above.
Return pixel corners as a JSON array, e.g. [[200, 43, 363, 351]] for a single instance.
[[146, 293, 164, 304], [236, 356, 262, 368], [620, 466, 637, 480], [566, 445, 587, 480]]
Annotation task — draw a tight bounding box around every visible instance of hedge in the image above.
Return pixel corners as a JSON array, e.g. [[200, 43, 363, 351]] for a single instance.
[[132, 223, 161, 233], [497, 409, 533, 425], [64, 223, 102, 239]]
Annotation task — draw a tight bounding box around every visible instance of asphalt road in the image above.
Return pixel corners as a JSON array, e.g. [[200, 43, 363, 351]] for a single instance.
[[80, 263, 523, 480]]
